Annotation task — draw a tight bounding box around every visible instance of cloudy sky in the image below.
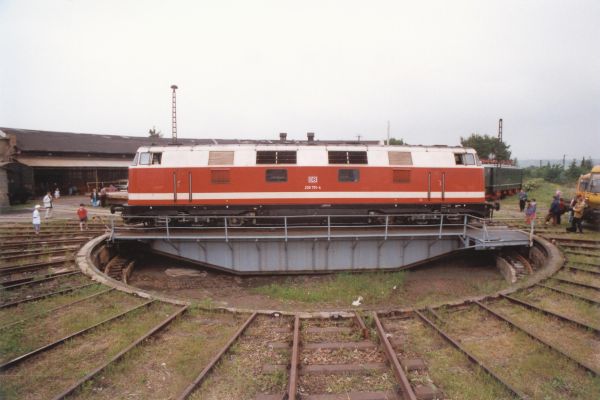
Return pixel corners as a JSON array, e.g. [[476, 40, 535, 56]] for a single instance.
[[1, 0, 598, 160]]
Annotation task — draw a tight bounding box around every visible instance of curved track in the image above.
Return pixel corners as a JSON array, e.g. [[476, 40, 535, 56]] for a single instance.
[[1, 221, 599, 399]]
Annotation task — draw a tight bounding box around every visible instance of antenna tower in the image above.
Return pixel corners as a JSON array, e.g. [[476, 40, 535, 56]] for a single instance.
[[498, 118, 503, 142], [171, 84, 178, 144]]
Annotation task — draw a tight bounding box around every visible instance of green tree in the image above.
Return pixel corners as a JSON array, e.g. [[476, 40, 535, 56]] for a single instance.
[[460, 133, 511, 161], [580, 157, 593, 170], [385, 137, 405, 145], [148, 126, 162, 138]]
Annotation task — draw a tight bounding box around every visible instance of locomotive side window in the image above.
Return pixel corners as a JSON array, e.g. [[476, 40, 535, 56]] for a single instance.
[[454, 153, 476, 166], [209, 151, 234, 165], [131, 152, 140, 166], [388, 151, 413, 165], [393, 169, 411, 183], [328, 151, 368, 164], [256, 151, 297, 164], [338, 169, 360, 182], [151, 153, 162, 165], [266, 169, 288, 182], [464, 153, 475, 165], [139, 152, 151, 165], [211, 169, 231, 184]]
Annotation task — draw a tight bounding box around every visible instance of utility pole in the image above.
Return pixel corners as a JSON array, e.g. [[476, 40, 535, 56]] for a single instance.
[[171, 84, 178, 144], [496, 118, 503, 167], [562, 154, 566, 169], [386, 120, 390, 146]]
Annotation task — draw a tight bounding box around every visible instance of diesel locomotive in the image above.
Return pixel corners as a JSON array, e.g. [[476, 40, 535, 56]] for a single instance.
[[121, 138, 492, 225]]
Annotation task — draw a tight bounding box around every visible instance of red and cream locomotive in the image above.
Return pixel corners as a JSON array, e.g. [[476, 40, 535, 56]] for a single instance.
[[123, 135, 489, 225]]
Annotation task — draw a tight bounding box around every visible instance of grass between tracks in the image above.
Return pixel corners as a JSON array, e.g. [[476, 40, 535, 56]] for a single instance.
[[0, 301, 179, 400], [405, 316, 516, 400], [0, 290, 146, 364], [435, 305, 600, 399], [0, 283, 106, 327], [486, 298, 600, 372], [251, 271, 406, 305], [69, 307, 241, 400]]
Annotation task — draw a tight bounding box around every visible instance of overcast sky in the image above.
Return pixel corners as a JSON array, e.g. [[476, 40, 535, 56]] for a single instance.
[[1, 0, 598, 160]]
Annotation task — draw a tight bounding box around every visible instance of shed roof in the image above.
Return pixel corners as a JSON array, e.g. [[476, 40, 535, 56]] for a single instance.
[[0, 127, 383, 155]]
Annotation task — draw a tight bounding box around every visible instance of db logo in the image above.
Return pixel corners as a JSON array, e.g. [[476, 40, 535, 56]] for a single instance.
[[307, 176, 318, 183]]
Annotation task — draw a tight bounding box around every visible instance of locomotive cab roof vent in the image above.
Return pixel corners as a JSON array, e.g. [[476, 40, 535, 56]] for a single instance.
[[307, 132, 315, 143], [279, 132, 287, 142]]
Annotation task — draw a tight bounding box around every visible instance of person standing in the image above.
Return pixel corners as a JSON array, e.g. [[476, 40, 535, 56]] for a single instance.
[[91, 188, 98, 207], [518, 189, 528, 212], [525, 198, 537, 227], [567, 195, 586, 233], [544, 195, 560, 225], [32, 204, 41, 234], [100, 187, 107, 207], [77, 203, 89, 231], [43, 191, 53, 219], [54, 187, 60, 199], [557, 196, 566, 225]]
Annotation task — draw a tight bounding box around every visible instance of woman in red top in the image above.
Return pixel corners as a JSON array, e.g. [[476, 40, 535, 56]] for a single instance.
[[77, 203, 88, 231]]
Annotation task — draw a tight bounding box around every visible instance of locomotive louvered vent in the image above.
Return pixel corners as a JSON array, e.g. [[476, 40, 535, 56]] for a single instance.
[[388, 151, 413, 165], [208, 151, 234, 165], [393, 169, 411, 183], [256, 151, 297, 164], [328, 151, 368, 164], [211, 169, 231, 184]]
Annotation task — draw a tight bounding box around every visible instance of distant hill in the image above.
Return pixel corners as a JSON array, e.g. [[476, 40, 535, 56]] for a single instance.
[[518, 159, 599, 168]]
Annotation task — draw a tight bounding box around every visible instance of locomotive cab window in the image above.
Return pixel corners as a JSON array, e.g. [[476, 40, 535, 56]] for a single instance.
[[139, 152, 151, 165], [338, 169, 360, 182], [131, 152, 140, 166], [454, 153, 475, 166], [266, 169, 288, 182], [151, 153, 162, 165]]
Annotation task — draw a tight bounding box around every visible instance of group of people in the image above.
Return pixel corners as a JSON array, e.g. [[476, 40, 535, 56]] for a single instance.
[[518, 188, 587, 233], [32, 189, 90, 233], [32, 203, 89, 234]]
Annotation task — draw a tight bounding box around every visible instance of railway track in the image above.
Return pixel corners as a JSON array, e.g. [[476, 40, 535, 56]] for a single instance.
[[1, 220, 599, 399]]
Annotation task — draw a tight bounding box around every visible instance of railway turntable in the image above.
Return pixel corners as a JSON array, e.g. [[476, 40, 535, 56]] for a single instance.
[[108, 214, 531, 274]]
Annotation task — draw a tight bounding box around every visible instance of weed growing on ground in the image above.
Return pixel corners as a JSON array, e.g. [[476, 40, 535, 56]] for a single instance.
[[251, 271, 405, 305]]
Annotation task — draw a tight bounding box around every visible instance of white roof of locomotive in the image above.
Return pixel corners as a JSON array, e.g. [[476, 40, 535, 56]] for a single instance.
[[135, 143, 476, 153], [132, 143, 479, 168]]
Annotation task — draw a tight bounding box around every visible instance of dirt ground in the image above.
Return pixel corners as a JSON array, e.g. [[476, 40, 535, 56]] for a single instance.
[[128, 251, 507, 312]]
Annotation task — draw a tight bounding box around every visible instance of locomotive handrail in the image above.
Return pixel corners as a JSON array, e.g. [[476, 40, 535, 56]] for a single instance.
[[108, 212, 530, 249]]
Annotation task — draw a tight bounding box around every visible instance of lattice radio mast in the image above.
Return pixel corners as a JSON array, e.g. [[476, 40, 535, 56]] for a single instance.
[[171, 84, 178, 144]]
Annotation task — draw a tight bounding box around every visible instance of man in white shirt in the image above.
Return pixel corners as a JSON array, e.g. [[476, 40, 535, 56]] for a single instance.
[[43, 191, 53, 218]]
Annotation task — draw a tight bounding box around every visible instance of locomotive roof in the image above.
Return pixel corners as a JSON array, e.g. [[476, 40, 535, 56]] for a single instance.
[[135, 143, 476, 152]]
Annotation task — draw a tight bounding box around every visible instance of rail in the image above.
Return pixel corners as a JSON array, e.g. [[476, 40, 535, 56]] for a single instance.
[[109, 212, 531, 249]]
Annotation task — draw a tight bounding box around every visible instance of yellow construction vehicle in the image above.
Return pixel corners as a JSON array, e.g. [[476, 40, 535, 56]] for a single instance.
[[576, 165, 600, 225]]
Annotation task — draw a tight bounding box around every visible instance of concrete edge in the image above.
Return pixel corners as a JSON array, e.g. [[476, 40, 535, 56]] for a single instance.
[[77, 234, 564, 318], [76, 235, 355, 318]]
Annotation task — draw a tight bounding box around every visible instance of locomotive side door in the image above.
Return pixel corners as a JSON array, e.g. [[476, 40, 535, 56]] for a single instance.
[[427, 170, 445, 201], [173, 169, 193, 203]]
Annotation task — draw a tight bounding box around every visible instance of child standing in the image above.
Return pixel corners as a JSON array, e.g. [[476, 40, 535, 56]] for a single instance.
[[33, 204, 41, 234], [77, 203, 88, 231], [525, 198, 537, 227]]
